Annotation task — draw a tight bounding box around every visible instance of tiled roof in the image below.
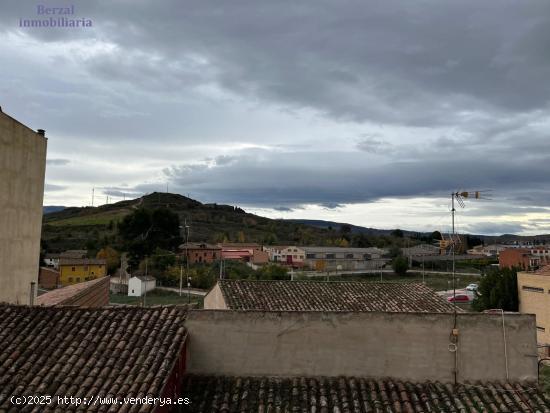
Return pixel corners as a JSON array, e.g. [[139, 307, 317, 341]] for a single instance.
[[0, 305, 187, 412], [36, 277, 109, 307], [182, 375, 549, 413], [217, 280, 460, 313], [59, 258, 107, 266], [180, 242, 221, 250]]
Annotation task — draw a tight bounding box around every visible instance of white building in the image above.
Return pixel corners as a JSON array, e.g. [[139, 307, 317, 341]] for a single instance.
[[264, 245, 305, 266], [43, 253, 60, 269], [302, 246, 389, 271], [128, 276, 156, 297]]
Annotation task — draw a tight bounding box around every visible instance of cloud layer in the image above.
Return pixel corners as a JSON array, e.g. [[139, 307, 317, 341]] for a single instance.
[[1, 0, 550, 234]]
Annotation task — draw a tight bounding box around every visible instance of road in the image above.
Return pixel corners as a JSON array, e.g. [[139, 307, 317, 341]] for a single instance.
[[156, 286, 207, 296], [296, 269, 481, 278]]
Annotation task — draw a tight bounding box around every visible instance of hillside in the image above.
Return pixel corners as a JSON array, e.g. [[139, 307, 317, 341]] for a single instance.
[[284, 219, 409, 236], [41, 192, 353, 252]]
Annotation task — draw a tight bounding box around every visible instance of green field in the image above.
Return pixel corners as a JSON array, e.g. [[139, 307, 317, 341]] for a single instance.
[[109, 289, 203, 307], [46, 209, 131, 227]]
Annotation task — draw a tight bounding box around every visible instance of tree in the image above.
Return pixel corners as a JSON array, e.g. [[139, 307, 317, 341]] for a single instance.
[[118, 207, 182, 268], [256, 264, 289, 280], [431, 231, 442, 240], [391, 229, 404, 238], [392, 256, 408, 276], [388, 245, 402, 259], [472, 268, 518, 312], [96, 246, 120, 275]]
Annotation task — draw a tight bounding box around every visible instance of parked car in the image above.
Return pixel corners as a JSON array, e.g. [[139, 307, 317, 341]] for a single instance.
[[466, 283, 478, 291], [447, 294, 470, 303]]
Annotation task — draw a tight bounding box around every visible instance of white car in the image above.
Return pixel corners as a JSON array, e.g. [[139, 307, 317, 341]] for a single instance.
[[466, 283, 478, 291]]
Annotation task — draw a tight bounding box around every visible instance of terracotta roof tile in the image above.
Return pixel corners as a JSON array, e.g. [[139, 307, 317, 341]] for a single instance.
[[217, 280, 460, 313], [36, 277, 108, 306], [0, 305, 187, 412], [182, 375, 549, 413]]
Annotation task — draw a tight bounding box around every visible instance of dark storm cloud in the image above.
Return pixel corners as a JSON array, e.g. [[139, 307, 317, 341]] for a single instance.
[[3, 0, 549, 127], [2, 0, 550, 217], [162, 146, 550, 209]]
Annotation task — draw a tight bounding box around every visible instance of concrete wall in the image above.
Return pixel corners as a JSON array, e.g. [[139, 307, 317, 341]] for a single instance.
[[518, 271, 550, 351], [203, 283, 228, 310], [186, 310, 538, 382], [0, 112, 47, 304]]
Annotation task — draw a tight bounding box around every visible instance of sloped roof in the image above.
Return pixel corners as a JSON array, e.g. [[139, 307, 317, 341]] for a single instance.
[[36, 276, 108, 306], [0, 305, 187, 412], [216, 280, 460, 313], [182, 375, 548, 413], [59, 258, 106, 266]]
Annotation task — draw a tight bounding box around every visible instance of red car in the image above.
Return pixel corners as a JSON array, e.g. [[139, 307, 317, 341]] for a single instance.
[[447, 294, 470, 303]]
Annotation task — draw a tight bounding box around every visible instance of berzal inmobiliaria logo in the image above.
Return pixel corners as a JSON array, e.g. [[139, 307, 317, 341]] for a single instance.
[[19, 4, 92, 28]]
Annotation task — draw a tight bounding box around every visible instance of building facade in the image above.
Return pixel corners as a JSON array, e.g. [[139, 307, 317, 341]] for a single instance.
[[180, 242, 221, 264], [517, 268, 550, 355], [58, 258, 107, 285], [0, 110, 47, 304], [128, 275, 157, 296], [302, 246, 388, 271], [499, 248, 540, 270], [264, 245, 305, 266], [38, 267, 60, 289]]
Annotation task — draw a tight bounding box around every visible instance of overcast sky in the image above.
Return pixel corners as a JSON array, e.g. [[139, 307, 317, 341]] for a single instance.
[[2, 0, 550, 235]]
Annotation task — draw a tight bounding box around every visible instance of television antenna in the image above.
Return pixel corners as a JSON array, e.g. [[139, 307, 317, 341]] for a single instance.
[[448, 189, 491, 385], [450, 190, 491, 304]]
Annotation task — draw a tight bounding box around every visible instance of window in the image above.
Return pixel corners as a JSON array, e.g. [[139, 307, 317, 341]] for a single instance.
[[537, 326, 546, 332], [72, 267, 75, 272], [326, 254, 335, 259], [522, 285, 544, 293], [306, 254, 316, 259], [68, 277, 73, 282], [345, 253, 354, 259], [132, 289, 134, 293], [76, 277, 80, 282]]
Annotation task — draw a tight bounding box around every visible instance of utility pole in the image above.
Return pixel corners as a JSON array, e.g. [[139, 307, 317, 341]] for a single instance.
[[179, 264, 183, 297], [450, 190, 490, 303], [185, 220, 191, 304], [452, 193, 456, 307], [143, 256, 148, 307], [422, 255, 425, 284], [91, 187, 95, 207]]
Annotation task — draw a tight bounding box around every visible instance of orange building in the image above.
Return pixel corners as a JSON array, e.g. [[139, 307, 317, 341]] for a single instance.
[[181, 243, 222, 264], [499, 248, 540, 270]]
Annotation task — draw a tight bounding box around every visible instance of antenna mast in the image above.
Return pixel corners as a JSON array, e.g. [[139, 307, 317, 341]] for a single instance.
[[450, 190, 490, 303]]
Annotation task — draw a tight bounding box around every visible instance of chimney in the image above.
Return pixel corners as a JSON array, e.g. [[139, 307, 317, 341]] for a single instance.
[[37, 129, 45, 136], [29, 281, 36, 306]]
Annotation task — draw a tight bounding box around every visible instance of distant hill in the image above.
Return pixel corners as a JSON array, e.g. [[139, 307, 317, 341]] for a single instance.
[[43, 206, 65, 214], [284, 219, 412, 236], [41, 192, 550, 253], [41, 192, 347, 252]]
